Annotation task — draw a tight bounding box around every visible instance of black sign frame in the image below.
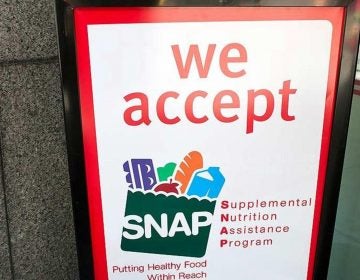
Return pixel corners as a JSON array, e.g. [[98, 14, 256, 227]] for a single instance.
[[55, 1, 359, 279]]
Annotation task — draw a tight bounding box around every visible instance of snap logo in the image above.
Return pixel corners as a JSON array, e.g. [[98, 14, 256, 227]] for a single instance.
[[121, 151, 225, 257]]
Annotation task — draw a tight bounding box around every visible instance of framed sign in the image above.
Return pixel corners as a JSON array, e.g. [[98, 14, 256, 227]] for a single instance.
[[55, 1, 359, 280]]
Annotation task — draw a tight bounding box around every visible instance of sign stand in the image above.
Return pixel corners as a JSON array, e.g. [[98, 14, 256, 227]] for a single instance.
[[55, 1, 359, 279]]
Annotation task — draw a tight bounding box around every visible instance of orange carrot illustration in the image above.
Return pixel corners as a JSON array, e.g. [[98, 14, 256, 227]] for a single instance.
[[175, 151, 203, 194]]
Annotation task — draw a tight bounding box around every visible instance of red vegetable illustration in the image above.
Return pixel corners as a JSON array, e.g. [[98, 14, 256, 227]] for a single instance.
[[154, 179, 179, 194]]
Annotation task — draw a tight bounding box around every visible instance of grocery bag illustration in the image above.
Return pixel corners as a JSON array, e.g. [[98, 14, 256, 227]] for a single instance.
[[121, 151, 225, 257]]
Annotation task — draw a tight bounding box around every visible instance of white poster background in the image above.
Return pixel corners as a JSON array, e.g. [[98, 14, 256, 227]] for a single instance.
[[87, 20, 332, 280]]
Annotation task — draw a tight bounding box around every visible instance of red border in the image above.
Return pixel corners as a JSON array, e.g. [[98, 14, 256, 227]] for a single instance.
[[354, 79, 360, 96], [74, 7, 345, 280]]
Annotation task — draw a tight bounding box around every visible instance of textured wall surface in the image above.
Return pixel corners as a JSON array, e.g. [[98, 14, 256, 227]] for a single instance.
[[0, 0, 58, 60], [0, 0, 79, 279], [0, 166, 11, 280]]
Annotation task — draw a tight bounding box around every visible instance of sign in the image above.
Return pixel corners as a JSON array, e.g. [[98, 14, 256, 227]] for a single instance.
[[56, 2, 360, 280]]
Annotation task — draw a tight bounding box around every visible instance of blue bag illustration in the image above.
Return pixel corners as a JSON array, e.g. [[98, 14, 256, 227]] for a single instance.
[[186, 167, 225, 199]]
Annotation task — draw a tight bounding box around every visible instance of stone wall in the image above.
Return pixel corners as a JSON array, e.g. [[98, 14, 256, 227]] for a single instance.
[[0, 0, 79, 279]]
